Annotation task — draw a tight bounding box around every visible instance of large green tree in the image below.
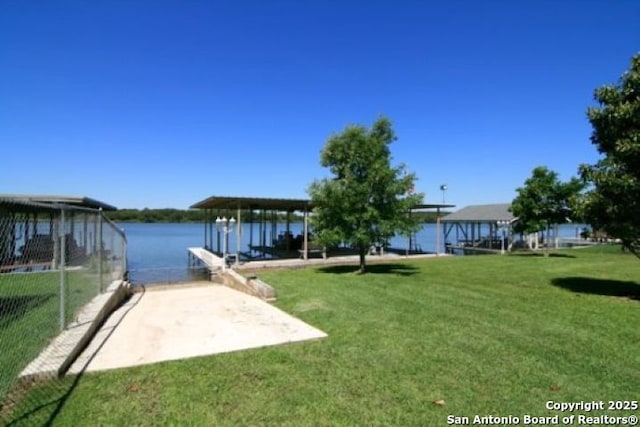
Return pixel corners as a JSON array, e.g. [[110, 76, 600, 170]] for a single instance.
[[308, 117, 423, 273], [580, 54, 640, 255], [511, 166, 584, 253]]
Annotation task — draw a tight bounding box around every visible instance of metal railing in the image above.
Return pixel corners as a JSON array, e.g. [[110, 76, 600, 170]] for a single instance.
[[0, 198, 127, 424]]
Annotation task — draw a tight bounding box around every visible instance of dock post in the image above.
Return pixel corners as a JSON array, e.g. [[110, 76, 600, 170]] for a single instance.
[[436, 207, 441, 256], [303, 207, 308, 261]]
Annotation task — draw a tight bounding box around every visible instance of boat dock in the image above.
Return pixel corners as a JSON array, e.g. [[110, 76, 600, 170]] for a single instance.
[[187, 247, 225, 272]]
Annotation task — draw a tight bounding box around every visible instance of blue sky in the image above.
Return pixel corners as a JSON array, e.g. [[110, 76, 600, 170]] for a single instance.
[[1, 1, 638, 209]]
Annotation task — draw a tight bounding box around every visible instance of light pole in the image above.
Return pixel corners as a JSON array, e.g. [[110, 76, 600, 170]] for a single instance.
[[215, 216, 236, 269], [437, 185, 447, 256], [496, 220, 510, 255], [440, 184, 447, 204]]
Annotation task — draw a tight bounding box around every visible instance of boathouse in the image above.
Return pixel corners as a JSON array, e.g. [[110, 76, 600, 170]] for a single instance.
[[441, 203, 517, 254], [190, 195, 455, 265], [190, 195, 315, 263], [0, 194, 117, 272]]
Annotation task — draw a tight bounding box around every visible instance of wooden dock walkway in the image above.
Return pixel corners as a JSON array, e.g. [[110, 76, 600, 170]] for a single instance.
[[187, 247, 224, 272]]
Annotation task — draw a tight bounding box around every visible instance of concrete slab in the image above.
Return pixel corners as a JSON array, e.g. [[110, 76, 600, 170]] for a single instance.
[[70, 283, 327, 373], [20, 280, 129, 380], [237, 251, 446, 271]]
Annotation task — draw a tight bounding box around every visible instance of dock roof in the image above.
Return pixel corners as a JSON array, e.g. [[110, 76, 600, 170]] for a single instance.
[[442, 203, 515, 222], [0, 194, 117, 211], [190, 195, 313, 212], [413, 204, 456, 211], [191, 195, 454, 212]]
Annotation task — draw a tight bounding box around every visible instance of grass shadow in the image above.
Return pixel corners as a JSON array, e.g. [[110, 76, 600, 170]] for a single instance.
[[318, 263, 419, 276], [1, 288, 144, 426], [551, 277, 640, 300], [0, 295, 54, 329], [511, 252, 576, 259]]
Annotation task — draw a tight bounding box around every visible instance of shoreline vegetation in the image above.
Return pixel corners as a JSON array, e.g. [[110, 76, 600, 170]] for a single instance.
[[106, 208, 449, 224]]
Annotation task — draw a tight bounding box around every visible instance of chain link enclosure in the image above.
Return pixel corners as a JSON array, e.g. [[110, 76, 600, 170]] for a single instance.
[[0, 197, 126, 424]]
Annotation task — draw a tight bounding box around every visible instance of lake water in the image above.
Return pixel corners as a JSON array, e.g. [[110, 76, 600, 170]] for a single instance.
[[119, 222, 587, 284]]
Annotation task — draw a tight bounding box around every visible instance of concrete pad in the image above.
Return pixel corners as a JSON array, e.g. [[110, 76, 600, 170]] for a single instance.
[[21, 280, 129, 380], [70, 284, 327, 373]]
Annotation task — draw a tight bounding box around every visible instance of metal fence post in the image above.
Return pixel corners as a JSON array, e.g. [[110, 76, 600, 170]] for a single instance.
[[59, 207, 66, 331], [52, 213, 59, 269], [110, 230, 115, 280], [98, 208, 103, 292], [121, 231, 127, 280]]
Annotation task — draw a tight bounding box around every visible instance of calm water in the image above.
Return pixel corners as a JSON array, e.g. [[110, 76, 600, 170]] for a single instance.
[[120, 222, 586, 284]]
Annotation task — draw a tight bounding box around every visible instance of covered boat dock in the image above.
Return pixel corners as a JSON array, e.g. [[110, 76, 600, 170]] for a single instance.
[[190, 195, 315, 263], [189, 195, 455, 266], [441, 203, 516, 254], [0, 194, 117, 272]]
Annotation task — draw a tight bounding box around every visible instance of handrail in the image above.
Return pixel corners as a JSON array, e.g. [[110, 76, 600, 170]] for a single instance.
[[100, 211, 127, 242]]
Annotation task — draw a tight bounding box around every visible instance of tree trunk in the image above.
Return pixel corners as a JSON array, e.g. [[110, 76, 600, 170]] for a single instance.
[[359, 245, 366, 273], [545, 224, 551, 257]]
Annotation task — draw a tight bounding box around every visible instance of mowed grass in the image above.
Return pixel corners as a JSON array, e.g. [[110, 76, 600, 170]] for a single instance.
[[0, 270, 101, 403], [8, 246, 640, 426]]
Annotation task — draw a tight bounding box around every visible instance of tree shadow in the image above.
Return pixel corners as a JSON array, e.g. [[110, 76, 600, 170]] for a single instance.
[[551, 277, 640, 300], [511, 252, 576, 259], [318, 263, 419, 276]]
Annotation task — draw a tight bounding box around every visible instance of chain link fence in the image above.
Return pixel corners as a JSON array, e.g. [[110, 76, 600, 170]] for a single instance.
[[0, 198, 127, 424]]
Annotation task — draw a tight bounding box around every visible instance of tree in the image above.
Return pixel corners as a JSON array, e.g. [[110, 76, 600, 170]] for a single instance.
[[511, 166, 584, 254], [580, 54, 640, 255], [308, 117, 424, 273]]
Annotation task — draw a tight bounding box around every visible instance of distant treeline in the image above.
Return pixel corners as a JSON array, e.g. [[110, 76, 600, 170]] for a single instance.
[[106, 208, 449, 223], [412, 211, 451, 223], [106, 209, 297, 223], [106, 209, 204, 223]]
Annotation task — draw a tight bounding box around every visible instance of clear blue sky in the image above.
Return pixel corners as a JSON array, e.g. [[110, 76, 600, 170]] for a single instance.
[[1, 1, 638, 209]]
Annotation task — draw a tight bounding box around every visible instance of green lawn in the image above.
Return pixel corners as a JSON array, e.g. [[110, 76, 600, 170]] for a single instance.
[[0, 270, 101, 407], [6, 246, 640, 426]]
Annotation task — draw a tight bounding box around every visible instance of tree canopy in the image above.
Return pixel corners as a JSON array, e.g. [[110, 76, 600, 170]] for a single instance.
[[106, 208, 205, 223], [580, 54, 640, 255], [510, 166, 584, 250], [308, 117, 423, 273]]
